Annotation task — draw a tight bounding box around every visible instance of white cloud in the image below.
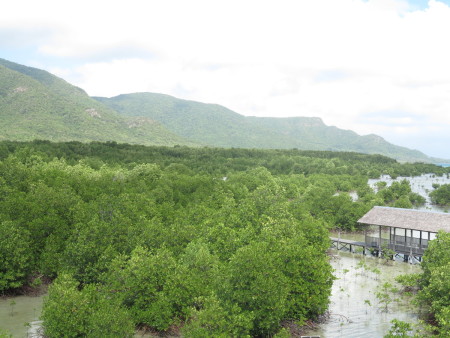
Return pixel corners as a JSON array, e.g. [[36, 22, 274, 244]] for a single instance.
[[3, 0, 450, 157]]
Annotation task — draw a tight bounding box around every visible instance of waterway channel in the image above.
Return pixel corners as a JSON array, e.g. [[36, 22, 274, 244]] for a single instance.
[[303, 250, 422, 338], [0, 294, 44, 337]]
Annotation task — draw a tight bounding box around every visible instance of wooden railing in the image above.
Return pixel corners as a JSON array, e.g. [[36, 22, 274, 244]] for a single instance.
[[365, 236, 428, 255]]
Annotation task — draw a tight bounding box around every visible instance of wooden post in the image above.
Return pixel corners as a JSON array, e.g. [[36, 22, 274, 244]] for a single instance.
[[378, 225, 382, 257], [404, 228, 407, 254], [419, 230, 422, 255], [338, 229, 341, 251], [389, 226, 392, 248], [394, 227, 397, 252], [409, 229, 413, 264], [364, 227, 367, 249]]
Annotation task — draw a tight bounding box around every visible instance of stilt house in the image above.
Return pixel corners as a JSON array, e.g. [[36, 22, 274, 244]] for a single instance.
[[358, 206, 450, 261]]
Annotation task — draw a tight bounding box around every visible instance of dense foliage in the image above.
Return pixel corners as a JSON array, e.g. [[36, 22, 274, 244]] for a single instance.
[[41, 274, 135, 337], [0, 221, 32, 291], [1, 140, 448, 177], [390, 231, 450, 336], [430, 184, 450, 206], [375, 179, 427, 209], [394, 231, 450, 336], [0, 141, 447, 335]]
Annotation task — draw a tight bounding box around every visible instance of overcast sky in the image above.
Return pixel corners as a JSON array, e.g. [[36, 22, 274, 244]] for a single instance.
[[2, 0, 450, 159]]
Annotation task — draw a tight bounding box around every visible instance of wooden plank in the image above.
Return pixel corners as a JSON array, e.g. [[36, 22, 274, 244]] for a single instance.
[[330, 237, 366, 246]]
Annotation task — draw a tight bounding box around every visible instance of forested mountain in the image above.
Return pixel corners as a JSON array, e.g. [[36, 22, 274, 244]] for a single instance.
[[94, 92, 298, 149], [0, 59, 195, 146], [0, 58, 440, 162], [246, 116, 429, 160], [95, 92, 435, 162]]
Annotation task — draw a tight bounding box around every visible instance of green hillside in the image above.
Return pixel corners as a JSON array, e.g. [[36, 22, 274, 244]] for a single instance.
[[0, 58, 441, 162], [0, 59, 195, 146], [247, 116, 431, 162], [95, 92, 434, 162], [94, 93, 296, 148]]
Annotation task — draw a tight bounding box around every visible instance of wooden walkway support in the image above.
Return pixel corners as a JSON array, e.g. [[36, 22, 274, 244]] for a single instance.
[[330, 237, 368, 255], [330, 236, 419, 262], [356, 206, 450, 263]]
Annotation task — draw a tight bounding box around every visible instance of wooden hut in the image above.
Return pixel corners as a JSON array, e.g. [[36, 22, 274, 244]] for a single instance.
[[358, 206, 450, 261]]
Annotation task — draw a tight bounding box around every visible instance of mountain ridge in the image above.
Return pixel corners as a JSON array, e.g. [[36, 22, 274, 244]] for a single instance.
[[0, 58, 445, 163], [0, 59, 195, 147], [95, 92, 438, 162]]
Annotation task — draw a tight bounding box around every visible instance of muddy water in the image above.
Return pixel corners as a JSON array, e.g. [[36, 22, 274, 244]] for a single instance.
[[0, 253, 421, 338], [304, 250, 422, 338], [0, 294, 44, 337], [368, 173, 450, 212], [0, 235, 422, 338], [0, 293, 151, 338]]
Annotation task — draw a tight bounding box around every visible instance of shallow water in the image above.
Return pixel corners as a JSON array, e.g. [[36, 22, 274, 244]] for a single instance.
[[0, 230, 424, 338], [368, 173, 450, 212], [0, 253, 422, 338], [303, 250, 422, 338], [0, 294, 44, 337]]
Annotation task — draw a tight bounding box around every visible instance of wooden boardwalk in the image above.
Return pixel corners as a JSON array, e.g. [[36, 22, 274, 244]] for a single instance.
[[329, 237, 420, 262], [330, 237, 368, 255]]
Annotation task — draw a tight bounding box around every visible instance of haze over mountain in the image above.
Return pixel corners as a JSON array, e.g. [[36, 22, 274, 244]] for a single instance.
[[0, 58, 443, 163]]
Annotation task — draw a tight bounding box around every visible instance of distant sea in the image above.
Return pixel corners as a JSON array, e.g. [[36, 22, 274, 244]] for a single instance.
[[435, 163, 450, 167]]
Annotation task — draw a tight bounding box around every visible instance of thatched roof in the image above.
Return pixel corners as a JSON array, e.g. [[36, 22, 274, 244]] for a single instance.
[[358, 206, 450, 233]]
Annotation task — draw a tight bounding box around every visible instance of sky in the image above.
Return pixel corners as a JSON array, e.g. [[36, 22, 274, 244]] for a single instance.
[[2, 0, 450, 159]]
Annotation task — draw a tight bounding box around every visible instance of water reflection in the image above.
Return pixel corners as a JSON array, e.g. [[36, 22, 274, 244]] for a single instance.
[[304, 250, 421, 338], [0, 252, 422, 338], [368, 174, 450, 212], [0, 294, 44, 337]]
